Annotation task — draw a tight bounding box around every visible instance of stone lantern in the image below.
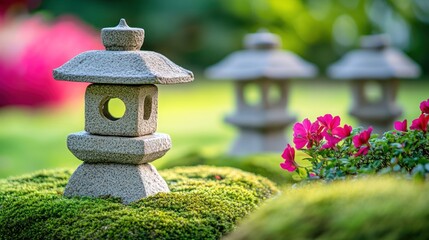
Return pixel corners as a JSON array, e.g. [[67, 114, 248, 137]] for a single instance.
[[53, 19, 193, 204], [328, 34, 420, 134], [205, 29, 317, 156]]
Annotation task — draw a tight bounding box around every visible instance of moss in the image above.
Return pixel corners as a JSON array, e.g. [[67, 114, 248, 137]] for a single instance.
[[0, 166, 278, 240], [158, 149, 297, 186], [226, 177, 429, 240]]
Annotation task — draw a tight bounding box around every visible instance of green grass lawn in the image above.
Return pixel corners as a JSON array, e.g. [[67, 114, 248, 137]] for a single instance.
[[0, 79, 427, 178]]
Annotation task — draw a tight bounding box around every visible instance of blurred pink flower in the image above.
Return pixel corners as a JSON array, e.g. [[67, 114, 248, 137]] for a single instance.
[[419, 99, 429, 114], [293, 118, 323, 149], [410, 114, 429, 133], [0, 15, 103, 107], [394, 119, 408, 132], [280, 144, 297, 172]]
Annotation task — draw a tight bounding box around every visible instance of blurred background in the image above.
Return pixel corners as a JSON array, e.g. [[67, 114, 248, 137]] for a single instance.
[[0, 0, 428, 178]]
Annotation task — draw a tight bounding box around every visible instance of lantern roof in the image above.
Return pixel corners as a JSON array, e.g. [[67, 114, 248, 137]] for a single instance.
[[53, 19, 193, 85], [205, 29, 317, 81], [328, 34, 420, 80]]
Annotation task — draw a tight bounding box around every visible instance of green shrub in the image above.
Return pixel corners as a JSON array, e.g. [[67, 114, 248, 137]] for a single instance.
[[0, 166, 278, 240], [226, 177, 429, 240]]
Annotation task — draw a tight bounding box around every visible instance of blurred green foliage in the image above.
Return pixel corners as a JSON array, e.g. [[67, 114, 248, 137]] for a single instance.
[[227, 176, 429, 240], [34, 0, 429, 74]]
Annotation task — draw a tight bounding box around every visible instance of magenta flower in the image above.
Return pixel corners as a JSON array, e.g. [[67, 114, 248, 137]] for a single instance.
[[420, 99, 429, 114], [353, 127, 372, 148], [355, 147, 370, 156], [280, 144, 297, 172], [293, 118, 323, 149], [410, 114, 429, 133], [317, 114, 341, 133], [321, 132, 341, 149], [394, 119, 407, 132], [353, 127, 373, 156], [334, 124, 353, 138], [321, 124, 352, 149]]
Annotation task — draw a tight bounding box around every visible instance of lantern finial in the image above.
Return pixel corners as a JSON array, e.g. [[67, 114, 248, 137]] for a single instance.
[[101, 18, 145, 51]]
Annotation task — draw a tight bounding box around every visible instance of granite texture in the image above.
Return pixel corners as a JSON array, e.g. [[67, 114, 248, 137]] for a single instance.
[[64, 163, 170, 204], [53, 18, 194, 85], [85, 84, 157, 137], [101, 19, 145, 51], [53, 50, 194, 85], [67, 131, 171, 164]]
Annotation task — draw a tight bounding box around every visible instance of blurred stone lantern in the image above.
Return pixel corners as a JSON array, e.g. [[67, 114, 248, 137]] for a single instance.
[[53, 19, 193, 204], [328, 34, 421, 134], [205, 29, 317, 156]]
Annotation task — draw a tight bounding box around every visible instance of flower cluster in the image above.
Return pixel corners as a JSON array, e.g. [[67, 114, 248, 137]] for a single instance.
[[281, 98, 429, 180]]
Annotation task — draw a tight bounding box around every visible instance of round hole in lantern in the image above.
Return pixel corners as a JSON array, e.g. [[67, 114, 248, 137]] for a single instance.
[[143, 95, 152, 120], [363, 81, 383, 103], [268, 83, 282, 104], [100, 97, 126, 121], [244, 83, 261, 106]]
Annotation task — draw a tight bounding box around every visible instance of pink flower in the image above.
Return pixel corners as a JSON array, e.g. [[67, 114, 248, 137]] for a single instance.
[[353, 127, 373, 156], [317, 114, 341, 133], [394, 119, 407, 132], [280, 144, 297, 172], [355, 147, 370, 156], [420, 99, 429, 114], [353, 127, 373, 148], [293, 118, 323, 149], [410, 114, 429, 133], [334, 124, 353, 138], [321, 124, 352, 149], [321, 132, 341, 149]]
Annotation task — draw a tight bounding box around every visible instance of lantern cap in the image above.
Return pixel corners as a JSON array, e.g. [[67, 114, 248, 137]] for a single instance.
[[328, 34, 420, 80], [205, 29, 317, 80], [101, 18, 145, 51], [360, 34, 389, 50], [53, 18, 193, 85], [244, 29, 281, 50]]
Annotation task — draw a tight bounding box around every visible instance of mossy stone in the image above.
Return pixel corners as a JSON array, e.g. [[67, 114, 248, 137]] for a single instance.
[[0, 166, 278, 240], [226, 177, 429, 240]]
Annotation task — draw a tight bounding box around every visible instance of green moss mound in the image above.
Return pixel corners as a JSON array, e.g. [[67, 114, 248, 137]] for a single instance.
[[227, 177, 429, 240], [158, 149, 296, 185], [0, 166, 278, 240]]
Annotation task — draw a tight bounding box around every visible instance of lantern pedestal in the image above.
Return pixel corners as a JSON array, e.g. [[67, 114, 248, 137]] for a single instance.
[[226, 113, 295, 155], [64, 163, 169, 204]]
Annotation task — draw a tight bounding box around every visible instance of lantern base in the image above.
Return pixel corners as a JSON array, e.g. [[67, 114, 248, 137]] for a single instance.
[[228, 127, 288, 156], [64, 163, 169, 204]]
